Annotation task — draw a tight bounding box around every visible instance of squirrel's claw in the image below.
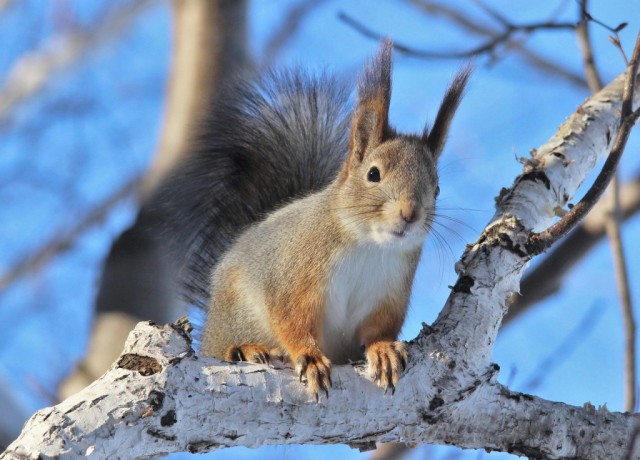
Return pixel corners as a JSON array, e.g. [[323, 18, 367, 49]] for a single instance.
[[295, 352, 332, 401], [366, 340, 408, 393], [224, 344, 272, 365]]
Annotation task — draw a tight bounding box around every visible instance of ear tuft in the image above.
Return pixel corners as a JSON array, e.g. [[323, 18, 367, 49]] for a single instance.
[[423, 64, 473, 159], [349, 39, 393, 163]]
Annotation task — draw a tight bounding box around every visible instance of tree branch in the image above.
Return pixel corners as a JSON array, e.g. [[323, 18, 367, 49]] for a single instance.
[[506, 174, 640, 322], [260, 0, 329, 68], [405, 0, 587, 88], [2, 320, 638, 459], [0, 0, 155, 130], [527, 33, 640, 254], [575, 0, 637, 413], [142, 0, 249, 197], [607, 175, 638, 412], [338, 10, 575, 60]]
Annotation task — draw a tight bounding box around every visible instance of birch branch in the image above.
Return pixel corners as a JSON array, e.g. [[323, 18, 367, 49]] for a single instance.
[[3, 320, 638, 459], [506, 174, 640, 322], [3, 47, 640, 460]]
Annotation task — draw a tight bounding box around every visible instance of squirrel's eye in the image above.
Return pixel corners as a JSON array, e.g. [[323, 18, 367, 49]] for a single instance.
[[367, 166, 381, 182], [435, 185, 440, 197]]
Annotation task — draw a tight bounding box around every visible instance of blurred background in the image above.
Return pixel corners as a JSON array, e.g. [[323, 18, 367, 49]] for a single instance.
[[1, 0, 639, 458]]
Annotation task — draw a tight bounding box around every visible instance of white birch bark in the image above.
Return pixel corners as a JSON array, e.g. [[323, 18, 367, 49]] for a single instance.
[[3, 70, 639, 460]]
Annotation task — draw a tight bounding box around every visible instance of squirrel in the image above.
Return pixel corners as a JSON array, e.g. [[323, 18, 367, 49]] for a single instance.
[[151, 40, 471, 400]]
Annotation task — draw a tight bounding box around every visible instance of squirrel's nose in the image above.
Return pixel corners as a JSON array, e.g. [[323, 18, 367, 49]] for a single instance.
[[400, 202, 418, 223]]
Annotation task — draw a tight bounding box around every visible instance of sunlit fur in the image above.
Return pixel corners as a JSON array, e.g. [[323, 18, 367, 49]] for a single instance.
[[168, 39, 472, 397]]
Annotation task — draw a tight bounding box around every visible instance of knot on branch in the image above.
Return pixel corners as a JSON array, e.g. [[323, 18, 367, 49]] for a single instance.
[[469, 215, 529, 259]]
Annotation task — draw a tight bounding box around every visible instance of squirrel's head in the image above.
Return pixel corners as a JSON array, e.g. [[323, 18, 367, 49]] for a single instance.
[[335, 39, 472, 248]]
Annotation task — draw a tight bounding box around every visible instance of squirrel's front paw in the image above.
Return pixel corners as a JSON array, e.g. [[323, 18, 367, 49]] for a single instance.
[[366, 340, 408, 394], [295, 351, 332, 401], [224, 343, 271, 364]]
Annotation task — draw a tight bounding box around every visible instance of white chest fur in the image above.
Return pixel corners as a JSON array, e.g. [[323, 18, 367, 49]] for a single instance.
[[322, 243, 407, 362]]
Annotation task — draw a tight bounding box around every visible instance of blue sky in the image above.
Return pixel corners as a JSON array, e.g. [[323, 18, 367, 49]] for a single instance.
[[1, 1, 639, 458]]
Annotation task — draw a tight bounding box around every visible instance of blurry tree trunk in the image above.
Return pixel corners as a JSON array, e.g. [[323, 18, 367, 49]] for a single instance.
[[59, 0, 249, 399]]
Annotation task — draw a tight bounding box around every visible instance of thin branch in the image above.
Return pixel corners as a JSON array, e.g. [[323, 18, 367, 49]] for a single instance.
[[520, 302, 605, 391], [576, 2, 636, 412], [0, 176, 141, 292], [405, 0, 587, 87], [576, 0, 604, 93], [469, 0, 512, 26], [506, 175, 640, 322], [527, 32, 640, 254], [0, 0, 155, 129], [260, 0, 329, 68], [338, 10, 575, 60], [607, 174, 638, 412]]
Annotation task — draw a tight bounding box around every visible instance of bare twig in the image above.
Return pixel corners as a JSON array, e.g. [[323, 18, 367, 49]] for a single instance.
[[0, 176, 141, 292], [338, 10, 575, 60], [576, 0, 604, 93], [0, 0, 155, 128], [405, 0, 587, 87], [507, 175, 640, 322], [527, 32, 640, 254], [521, 302, 605, 391]]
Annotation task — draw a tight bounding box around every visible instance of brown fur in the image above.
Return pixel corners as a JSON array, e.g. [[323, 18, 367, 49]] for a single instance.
[[200, 41, 470, 400]]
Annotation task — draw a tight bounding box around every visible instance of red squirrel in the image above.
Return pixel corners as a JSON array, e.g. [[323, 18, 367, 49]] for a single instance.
[[154, 40, 470, 400]]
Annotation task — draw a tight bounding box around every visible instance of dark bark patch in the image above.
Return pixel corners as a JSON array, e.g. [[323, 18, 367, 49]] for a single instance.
[[429, 396, 445, 411], [500, 387, 535, 402], [476, 218, 528, 258], [452, 275, 474, 294], [118, 354, 162, 376], [519, 170, 551, 189], [161, 410, 177, 427], [497, 232, 528, 258], [224, 432, 242, 441], [418, 407, 441, 424], [188, 441, 220, 453], [147, 390, 165, 411], [147, 428, 176, 441], [89, 395, 108, 408], [171, 316, 194, 347], [494, 187, 512, 205]]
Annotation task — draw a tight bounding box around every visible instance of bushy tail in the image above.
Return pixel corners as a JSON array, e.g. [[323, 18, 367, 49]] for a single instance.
[[146, 69, 351, 307]]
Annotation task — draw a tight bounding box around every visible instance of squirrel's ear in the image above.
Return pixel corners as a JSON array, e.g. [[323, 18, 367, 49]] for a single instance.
[[349, 39, 393, 164], [422, 64, 473, 159]]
